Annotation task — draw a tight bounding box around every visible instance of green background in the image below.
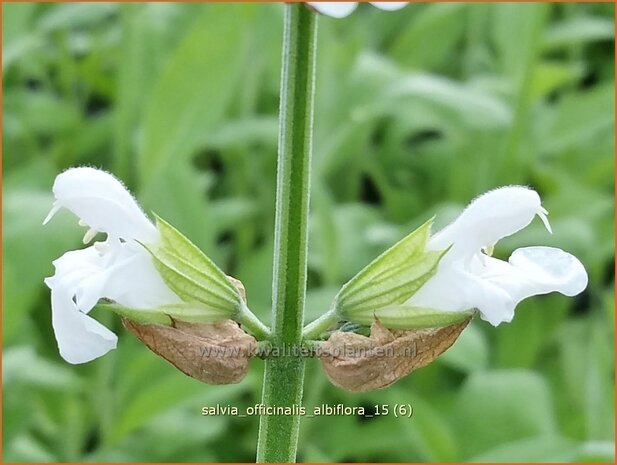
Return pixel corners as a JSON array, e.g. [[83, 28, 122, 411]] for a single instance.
[[3, 2, 615, 462]]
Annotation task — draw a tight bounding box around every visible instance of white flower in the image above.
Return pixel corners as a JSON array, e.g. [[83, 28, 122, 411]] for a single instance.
[[307, 2, 407, 19], [407, 186, 588, 326], [44, 167, 181, 364]]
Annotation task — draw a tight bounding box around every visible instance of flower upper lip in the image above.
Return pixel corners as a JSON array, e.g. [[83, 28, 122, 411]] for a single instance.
[[428, 186, 552, 261], [44, 167, 159, 243]]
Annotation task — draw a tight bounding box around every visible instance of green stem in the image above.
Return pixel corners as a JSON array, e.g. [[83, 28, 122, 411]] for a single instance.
[[302, 308, 338, 340], [256, 4, 317, 463], [301, 339, 324, 355], [238, 303, 271, 340]]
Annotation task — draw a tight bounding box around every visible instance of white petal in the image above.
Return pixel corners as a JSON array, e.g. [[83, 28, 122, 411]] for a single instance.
[[429, 186, 546, 261], [101, 242, 182, 309], [50, 286, 117, 364], [48, 247, 104, 296], [51, 167, 158, 243], [370, 2, 408, 11], [46, 247, 109, 314], [504, 246, 588, 298], [407, 264, 515, 326], [308, 2, 358, 18], [460, 246, 588, 324], [45, 241, 180, 363], [410, 245, 588, 326], [48, 241, 180, 314]]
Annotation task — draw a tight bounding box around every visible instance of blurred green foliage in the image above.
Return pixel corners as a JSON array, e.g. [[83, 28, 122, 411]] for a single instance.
[[2, 2, 615, 462]]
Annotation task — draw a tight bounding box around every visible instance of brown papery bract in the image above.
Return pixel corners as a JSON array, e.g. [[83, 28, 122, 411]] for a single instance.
[[319, 318, 471, 392], [123, 318, 257, 385]]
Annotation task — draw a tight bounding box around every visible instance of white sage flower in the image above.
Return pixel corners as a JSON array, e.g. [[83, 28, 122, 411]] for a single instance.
[[44, 167, 181, 364], [407, 186, 588, 326], [307, 2, 407, 19]]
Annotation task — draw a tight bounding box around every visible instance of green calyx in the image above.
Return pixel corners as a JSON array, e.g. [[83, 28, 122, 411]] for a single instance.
[[331, 217, 469, 330], [361, 306, 475, 329], [97, 302, 234, 326], [142, 215, 244, 320]]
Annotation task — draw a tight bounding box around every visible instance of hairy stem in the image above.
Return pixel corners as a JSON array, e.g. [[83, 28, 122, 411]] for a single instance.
[[302, 308, 338, 340], [256, 4, 317, 462], [238, 303, 271, 341]]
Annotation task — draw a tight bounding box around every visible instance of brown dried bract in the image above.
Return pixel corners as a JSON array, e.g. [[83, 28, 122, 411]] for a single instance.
[[319, 318, 471, 392], [123, 318, 257, 385]]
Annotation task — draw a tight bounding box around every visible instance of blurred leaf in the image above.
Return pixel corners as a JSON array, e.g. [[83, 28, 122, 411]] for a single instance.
[[308, 405, 414, 461], [310, 203, 399, 283], [389, 3, 467, 71], [4, 90, 81, 136], [2, 3, 37, 44], [439, 322, 489, 372], [37, 3, 118, 33], [3, 434, 56, 463], [202, 117, 279, 150], [454, 370, 556, 458], [3, 346, 80, 390], [398, 393, 459, 461], [139, 4, 255, 183], [469, 435, 579, 462], [2, 3, 39, 69], [576, 440, 615, 462], [492, 297, 565, 369], [235, 241, 274, 323], [385, 74, 512, 128], [112, 373, 249, 448], [491, 3, 549, 79], [556, 318, 614, 442], [109, 370, 204, 442], [535, 83, 615, 154], [305, 286, 339, 323], [530, 61, 584, 100], [140, 164, 215, 258], [3, 173, 82, 343], [543, 16, 615, 50], [209, 198, 259, 234]]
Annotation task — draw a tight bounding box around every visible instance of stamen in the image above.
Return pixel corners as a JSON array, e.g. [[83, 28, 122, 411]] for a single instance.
[[94, 241, 108, 253], [537, 208, 552, 234], [43, 203, 61, 225], [82, 228, 98, 244]]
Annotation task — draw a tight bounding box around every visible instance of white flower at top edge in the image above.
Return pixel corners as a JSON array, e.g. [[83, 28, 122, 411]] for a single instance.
[[44, 167, 181, 364], [407, 186, 588, 326], [307, 2, 408, 19]]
